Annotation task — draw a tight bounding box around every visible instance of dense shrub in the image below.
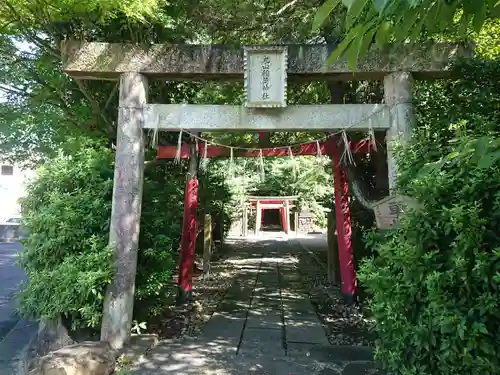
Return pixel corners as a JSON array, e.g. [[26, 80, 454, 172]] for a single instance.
[[359, 59, 500, 374], [19, 142, 232, 329], [19, 145, 114, 329]]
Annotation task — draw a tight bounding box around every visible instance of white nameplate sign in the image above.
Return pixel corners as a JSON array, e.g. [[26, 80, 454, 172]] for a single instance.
[[244, 46, 287, 108], [373, 195, 420, 229]]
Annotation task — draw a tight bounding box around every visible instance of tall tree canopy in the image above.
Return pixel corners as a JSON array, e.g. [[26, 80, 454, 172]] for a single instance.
[[313, 0, 500, 66]]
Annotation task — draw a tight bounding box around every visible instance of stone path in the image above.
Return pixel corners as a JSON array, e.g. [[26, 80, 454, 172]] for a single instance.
[[131, 236, 383, 375]]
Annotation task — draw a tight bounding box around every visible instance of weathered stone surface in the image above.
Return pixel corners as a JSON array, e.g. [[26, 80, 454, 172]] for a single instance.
[[342, 361, 381, 375], [29, 318, 75, 361], [119, 334, 159, 369], [286, 319, 329, 345], [101, 72, 147, 350], [142, 104, 391, 131], [246, 310, 282, 329], [29, 341, 117, 375], [61, 41, 472, 81], [201, 312, 246, 340], [287, 343, 374, 363], [239, 328, 283, 356], [384, 72, 414, 193]]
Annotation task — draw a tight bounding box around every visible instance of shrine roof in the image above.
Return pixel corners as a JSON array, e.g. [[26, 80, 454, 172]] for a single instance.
[[247, 196, 298, 201], [61, 41, 473, 81]]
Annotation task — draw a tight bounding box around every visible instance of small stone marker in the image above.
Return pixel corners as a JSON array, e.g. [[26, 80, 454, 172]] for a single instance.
[[244, 46, 287, 108]]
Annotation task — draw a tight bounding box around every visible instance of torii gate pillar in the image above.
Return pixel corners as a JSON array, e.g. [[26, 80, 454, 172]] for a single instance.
[[384, 72, 414, 192], [101, 72, 147, 349], [327, 137, 357, 304]]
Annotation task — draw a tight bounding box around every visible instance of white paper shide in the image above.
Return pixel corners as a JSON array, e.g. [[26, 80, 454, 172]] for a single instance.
[[244, 46, 287, 108]]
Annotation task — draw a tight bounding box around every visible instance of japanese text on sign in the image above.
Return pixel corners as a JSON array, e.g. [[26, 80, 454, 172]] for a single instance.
[[261, 55, 271, 100], [243, 46, 287, 107]]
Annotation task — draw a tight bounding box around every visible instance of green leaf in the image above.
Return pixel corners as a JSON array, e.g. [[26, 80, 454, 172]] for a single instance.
[[409, 14, 426, 42], [472, 2, 486, 33], [358, 23, 378, 60], [439, 1, 458, 31], [312, 0, 341, 31], [458, 12, 472, 38], [393, 7, 419, 43], [473, 136, 490, 162], [346, 0, 369, 28], [373, 0, 391, 14], [477, 151, 500, 169], [375, 22, 391, 47], [347, 35, 361, 70], [327, 25, 363, 65]]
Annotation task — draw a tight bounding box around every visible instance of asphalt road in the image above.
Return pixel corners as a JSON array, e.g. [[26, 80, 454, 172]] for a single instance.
[[0, 242, 26, 342]]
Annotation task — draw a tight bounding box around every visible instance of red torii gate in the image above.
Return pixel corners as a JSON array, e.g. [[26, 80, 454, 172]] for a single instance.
[[247, 196, 297, 235], [158, 136, 373, 305]]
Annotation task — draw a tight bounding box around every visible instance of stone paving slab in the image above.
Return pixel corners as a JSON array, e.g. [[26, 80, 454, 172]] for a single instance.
[[282, 298, 314, 310], [252, 286, 277, 294], [287, 343, 374, 362], [286, 318, 329, 345], [224, 286, 254, 302], [246, 311, 282, 329], [201, 312, 245, 341], [251, 296, 282, 310], [239, 327, 283, 356], [217, 299, 249, 313]]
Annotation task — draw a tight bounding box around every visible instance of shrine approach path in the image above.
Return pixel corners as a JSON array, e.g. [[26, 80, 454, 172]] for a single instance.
[[130, 234, 385, 375]]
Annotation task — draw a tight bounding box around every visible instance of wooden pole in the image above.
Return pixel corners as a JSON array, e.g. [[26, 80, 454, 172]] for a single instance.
[[280, 206, 286, 232], [255, 200, 262, 235], [327, 210, 341, 284], [101, 72, 147, 349], [242, 203, 248, 237], [203, 214, 212, 278], [284, 200, 290, 234], [220, 205, 224, 246]]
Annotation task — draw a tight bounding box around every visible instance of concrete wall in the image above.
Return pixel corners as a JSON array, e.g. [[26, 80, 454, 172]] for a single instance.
[[0, 224, 27, 242], [0, 163, 35, 241], [0, 163, 35, 220]]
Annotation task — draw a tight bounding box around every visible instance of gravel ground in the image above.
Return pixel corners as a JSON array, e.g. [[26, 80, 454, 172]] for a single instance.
[[294, 248, 375, 347], [148, 245, 238, 339]]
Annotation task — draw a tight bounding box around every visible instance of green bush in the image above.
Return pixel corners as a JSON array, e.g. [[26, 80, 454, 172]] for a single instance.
[[360, 136, 500, 374], [19, 145, 115, 329], [19, 143, 232, 329], [359, 58, 500, 374]]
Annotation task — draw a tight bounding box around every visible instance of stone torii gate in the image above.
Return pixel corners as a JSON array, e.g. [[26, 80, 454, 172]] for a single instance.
[[61, 41, 469, 349]]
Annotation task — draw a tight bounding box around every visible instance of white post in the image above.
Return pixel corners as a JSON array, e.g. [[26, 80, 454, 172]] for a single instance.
[[255, 200, 262, 235], [383, 72, 415, 193], [101, 72, 147, 349], [242, 204, 248, 237], [284, 200, 290, 234]]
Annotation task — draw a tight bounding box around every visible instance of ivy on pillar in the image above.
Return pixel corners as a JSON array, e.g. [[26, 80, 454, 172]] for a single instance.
[[101, 72, 147, 349], [383, 72, 415, 193]]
